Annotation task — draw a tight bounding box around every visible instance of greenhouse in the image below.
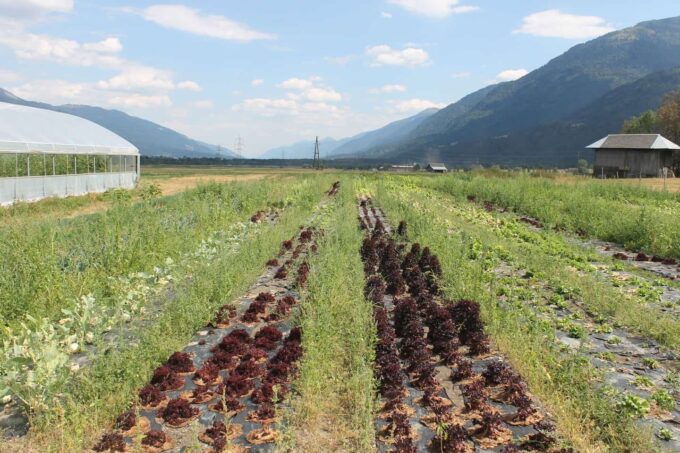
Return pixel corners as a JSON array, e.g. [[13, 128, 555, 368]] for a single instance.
[[0, 102, 140, 205]]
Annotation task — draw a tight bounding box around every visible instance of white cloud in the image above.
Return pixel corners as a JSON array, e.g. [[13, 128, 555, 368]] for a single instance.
[[136, 5, 275, 42], [97, 65, 174, 90], [515, 10, 614, 39], [370, 84, 407, 94], [251, 79, 264, 87], [109, 93, 172, 108], [0, 32, 124, 68], [0, 0, 73, 20], [496, 68, 528, 82], [0, 69, 20, 83], [381, 11, 393, 19], [451, 71, 471, 79], [304, 87, 342, 102], [234, 98, 299, 116], [177, 80, 201, 91], [366, 45, 430, 67], [390, 98, 445, 113], [324, 55, 353, 65], [8, 79, 176, 109], [278, 77, 314, 90], [387, 0, 478, 18]]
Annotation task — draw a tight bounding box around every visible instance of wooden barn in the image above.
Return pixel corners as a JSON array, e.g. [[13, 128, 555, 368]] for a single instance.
[[587, 134, 680, 178], [426, 163, 448, 173]]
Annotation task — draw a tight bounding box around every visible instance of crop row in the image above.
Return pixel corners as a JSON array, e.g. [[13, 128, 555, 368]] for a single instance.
[[358, 198, 563, 452]]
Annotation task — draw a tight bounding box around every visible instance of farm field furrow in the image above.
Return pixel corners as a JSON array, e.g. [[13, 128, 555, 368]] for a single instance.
[[91, 195, 332, 453], [423, 173, 680, 260], [358, 196, 558, 452], [1, 175, 337, 451], [371, 176, 662, 452], [393, 180, 680, 352]]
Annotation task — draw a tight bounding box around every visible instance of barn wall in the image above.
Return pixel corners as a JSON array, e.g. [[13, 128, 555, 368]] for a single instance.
[[594, 149, 662, 177]]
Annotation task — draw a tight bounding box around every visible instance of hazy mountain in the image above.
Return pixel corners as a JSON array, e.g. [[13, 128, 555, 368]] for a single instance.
[[260, 109, 439, 160], [364, 15, 680, 166], [0, 88, 234, 158], [258, 136, 358, 159], [331, 108, 438, 158]]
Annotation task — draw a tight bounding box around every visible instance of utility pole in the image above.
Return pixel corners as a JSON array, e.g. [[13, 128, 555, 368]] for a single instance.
[[313, 136, 321, 170], [234, 135, 244, 158]]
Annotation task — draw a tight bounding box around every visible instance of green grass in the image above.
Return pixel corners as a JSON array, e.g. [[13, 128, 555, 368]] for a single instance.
[[11, 176, 333, 452], [284, 179, 376, 453], [423, 172, 680, 259], [370, 175, 659, 453]]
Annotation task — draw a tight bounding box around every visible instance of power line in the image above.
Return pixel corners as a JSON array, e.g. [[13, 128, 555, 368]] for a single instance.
[[234, 135, 244, 158]]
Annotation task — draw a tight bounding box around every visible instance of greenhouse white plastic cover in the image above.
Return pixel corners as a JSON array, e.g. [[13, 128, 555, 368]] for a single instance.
[[0, 102, 140, 205]]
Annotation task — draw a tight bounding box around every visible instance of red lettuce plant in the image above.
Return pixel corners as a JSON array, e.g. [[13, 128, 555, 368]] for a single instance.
[[476, 409, 504, 438], [194, 362, 220, 384], [431, 424, 468, 453], [225, 373, 255, 397], [234, 358, 265, 379], [274, 266, 288, 279], [161, 398, 198, 426], [150, 365, 184, 391], [482, 361, 513, 386], [451, 358, 473, 382], [93, 433, 126, 452], [139, 384, 165, 407], [166, 351, 194, 373], [114, 410, 136, 431], [461, 377, 489, 411], [142, 431, 168, 447]]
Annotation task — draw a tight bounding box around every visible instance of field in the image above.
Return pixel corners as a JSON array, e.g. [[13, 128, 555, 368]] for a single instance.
[[2, 168, 680, 452]]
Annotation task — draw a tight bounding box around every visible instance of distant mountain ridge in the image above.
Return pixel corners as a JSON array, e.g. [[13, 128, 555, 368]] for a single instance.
[[360, 15, 680, 167], [0, 89, 234, 158], [260, 108, 438, 160]]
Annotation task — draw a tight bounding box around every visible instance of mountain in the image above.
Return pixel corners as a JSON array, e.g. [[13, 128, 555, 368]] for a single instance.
[[364, 16, 680, 167], [0, 88, 234, 158], [258, 136, 357, 159], [331, 108, 438, 158], [259, 108, 439, 160]]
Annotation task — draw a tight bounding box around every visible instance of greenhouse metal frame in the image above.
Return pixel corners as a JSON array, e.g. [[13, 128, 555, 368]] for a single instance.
[[0, 103, 140, 205]]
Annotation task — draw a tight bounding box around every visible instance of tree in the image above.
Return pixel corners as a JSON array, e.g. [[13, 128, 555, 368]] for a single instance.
[[657, 91, 680, 144], [577, 159, 590, 175], [622, 110, 658, 133]]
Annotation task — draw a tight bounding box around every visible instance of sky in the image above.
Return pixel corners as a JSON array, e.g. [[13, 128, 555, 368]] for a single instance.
[[0, 1, 678, 157]]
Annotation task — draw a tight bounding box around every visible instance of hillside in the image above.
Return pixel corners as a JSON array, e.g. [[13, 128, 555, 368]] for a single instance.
[[260, 108, 438, 160], [258, 136, 357, 159], [0, 89, 233, 158], [331, 108, 438, 158], [368, 15, 680, 166]]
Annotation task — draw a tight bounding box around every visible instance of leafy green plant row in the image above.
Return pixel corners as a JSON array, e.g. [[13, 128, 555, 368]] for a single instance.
[[422, 172, 680, 259]]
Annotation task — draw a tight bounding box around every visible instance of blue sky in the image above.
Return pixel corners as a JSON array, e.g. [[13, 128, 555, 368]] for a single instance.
[[0, 1, 678, 157]]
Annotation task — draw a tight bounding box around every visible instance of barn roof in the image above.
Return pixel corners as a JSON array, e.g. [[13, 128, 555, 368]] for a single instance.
[[587, 134, 680, 150], [427, 163, 448, 170], [0, 102, 138, 156]]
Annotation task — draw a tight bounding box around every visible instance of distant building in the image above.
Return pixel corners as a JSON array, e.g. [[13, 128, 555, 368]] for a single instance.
[[587, 134, 680, 178], [388, 164, 415, 172], [426, 163, 448, 173]]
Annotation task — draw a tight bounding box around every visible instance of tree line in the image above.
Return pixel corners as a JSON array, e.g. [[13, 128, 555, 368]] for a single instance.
[[623, 91, 680, 143]]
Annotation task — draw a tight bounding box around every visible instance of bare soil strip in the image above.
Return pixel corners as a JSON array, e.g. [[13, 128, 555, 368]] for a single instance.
[[358, 197, 559, 452]]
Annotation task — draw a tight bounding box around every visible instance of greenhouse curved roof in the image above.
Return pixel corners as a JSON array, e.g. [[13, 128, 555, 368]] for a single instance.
[[0, 102, 138, 155]]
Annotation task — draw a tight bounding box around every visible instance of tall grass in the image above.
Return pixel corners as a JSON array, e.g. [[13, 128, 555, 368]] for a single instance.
[[372, 177, 658, 453], [0, 177, 306, 325], [284, 180, 376, 452], [424, 173, 680, 258], [9, 176, 333, 452]]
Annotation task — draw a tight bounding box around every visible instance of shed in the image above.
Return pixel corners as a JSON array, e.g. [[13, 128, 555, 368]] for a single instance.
[[426, 163, 448, 173], [587, 134, 680, 178], [0, 102, 140, 204], [388, 164, 415, 172]]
